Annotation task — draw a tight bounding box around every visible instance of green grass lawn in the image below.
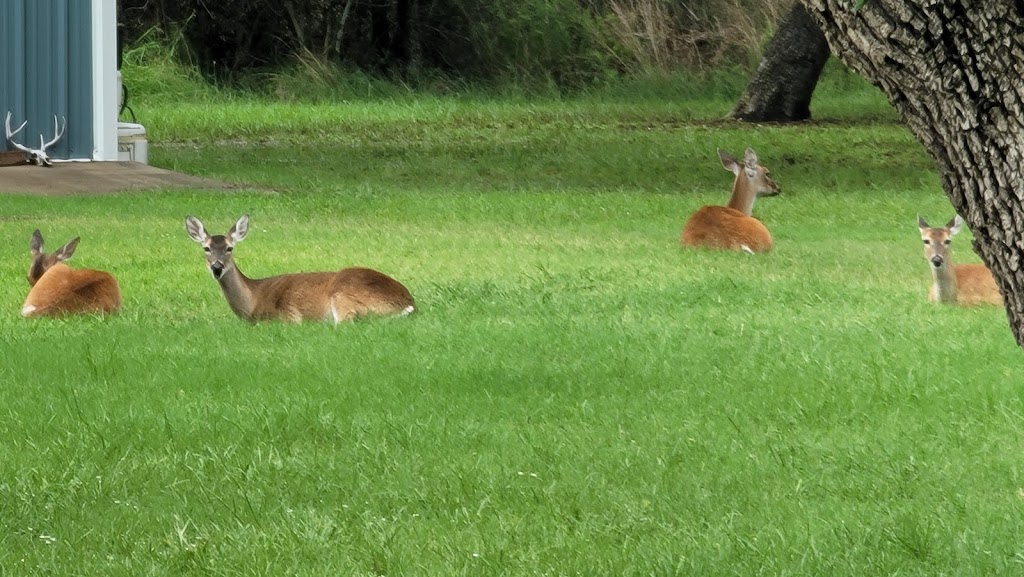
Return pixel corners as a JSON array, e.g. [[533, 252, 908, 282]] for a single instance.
[[2, 79, 1023, 576]]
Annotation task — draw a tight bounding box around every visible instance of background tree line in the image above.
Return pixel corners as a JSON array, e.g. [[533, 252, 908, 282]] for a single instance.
[[118, 0, 790, 87]]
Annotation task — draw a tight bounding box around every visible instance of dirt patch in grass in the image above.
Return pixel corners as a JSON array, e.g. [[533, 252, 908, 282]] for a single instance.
[[0, 161, 233, 195]]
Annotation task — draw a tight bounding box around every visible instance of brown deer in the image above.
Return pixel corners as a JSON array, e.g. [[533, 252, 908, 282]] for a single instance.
[[681, 148, 781, 253], [22, 230, 122, 317], [185, 215, 415, 323], [917, 215, 1001, 306]]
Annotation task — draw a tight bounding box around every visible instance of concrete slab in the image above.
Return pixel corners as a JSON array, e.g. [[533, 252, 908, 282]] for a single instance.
[[0, 161, 230, 195]]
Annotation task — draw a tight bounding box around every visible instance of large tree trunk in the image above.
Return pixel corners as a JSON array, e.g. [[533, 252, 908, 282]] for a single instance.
[[729, 3, 830, 122], [800, 0, 1024, 347]]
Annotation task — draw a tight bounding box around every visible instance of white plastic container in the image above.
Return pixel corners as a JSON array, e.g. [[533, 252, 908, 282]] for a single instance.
[[117, 121, 148, 164]]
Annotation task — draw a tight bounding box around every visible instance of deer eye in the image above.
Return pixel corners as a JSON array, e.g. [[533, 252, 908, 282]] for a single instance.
[[943, 240, 952, 245], [226, 246, 233, 252], [203, 247, 211, 253], [923, 239, 930, 245]]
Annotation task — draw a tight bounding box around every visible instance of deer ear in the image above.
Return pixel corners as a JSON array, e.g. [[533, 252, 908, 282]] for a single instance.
[[230, 214, 250, 243], [718, 149, 740, 175], [185, 216, 208, 243], [30, 229, 43, 255], [56, 237, 80, 261], [744, 147, 759, 170], [948, 215, 964, 236], [917, 214, 929, 230]]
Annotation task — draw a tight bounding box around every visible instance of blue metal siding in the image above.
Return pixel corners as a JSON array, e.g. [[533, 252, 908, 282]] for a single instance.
[[1, 0, 93, 160]]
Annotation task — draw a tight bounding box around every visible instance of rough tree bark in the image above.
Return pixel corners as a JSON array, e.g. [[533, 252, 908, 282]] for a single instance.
[[800, 1, 1024, 346], [729, 2, 830, 122]]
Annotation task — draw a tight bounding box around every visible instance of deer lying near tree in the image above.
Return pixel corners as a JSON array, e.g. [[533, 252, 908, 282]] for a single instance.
[[5, 111, 66, 167], [185, 215, 415, 324], [22, 230, 122, 317], [681, 148, 781, 253], [917, 215, 1001, 306]]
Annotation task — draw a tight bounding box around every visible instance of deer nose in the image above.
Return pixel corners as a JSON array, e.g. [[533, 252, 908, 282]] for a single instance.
[[930, 255, 944, 268], [210, 261, 225, 278]]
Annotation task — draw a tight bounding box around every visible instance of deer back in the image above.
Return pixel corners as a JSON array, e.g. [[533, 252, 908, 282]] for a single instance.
[[22, 263, 122, 317], [952, 263, 1001, 306], [243, 268, 414, 323], [681, 206, 773, 252]]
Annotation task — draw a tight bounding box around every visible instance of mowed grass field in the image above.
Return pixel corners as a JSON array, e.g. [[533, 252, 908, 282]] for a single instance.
[[2, 81, 1024, 575]]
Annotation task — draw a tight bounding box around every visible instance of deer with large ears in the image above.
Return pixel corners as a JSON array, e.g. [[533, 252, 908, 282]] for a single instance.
[[185, 214, 415, 323], [917, 214, 1001, 306], [681, 148, 780, 253], [22, 230, 122, 317]]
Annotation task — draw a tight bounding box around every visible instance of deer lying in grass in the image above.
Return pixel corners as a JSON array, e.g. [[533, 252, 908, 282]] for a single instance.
[[185, 215, 415, 323], [917, 215, 1001, 306], [22, 230, 122, 317], [681, 148, 780, 253]]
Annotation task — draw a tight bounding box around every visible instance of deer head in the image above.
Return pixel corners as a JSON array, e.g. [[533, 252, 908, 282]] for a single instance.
[[5, 111, 66, 167], [27, 229, 80, 286], [917, 214, 963, 270], [185, 215, 249, 281]]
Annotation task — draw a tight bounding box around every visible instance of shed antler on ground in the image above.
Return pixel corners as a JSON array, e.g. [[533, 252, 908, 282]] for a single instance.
[[5, 111, 66, 167]]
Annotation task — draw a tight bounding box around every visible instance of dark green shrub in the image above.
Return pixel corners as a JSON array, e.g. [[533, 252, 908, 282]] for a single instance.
[[117, 0, 789, 90]]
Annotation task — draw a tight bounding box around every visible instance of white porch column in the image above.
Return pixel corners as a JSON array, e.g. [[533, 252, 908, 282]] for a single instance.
[[90, 0, 117, 160]]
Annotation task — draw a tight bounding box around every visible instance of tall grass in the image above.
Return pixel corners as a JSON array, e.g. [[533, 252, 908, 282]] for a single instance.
[[605, 0, 787, 73], [119, 26, 218, 105], [120, 10, 879, 110], [120, 0, 791, 92]]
